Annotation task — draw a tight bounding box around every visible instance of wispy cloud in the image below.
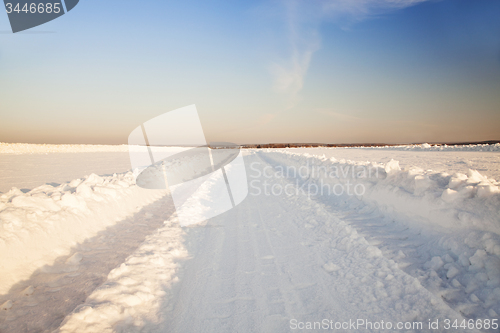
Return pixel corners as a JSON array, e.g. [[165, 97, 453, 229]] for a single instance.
[[320, 0, 429, 21], [271, 0, 430, 107], [270, 1, 320, 108]]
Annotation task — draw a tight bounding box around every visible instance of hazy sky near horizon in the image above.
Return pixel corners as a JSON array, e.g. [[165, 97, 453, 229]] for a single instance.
[[0, 0, 499, 144]]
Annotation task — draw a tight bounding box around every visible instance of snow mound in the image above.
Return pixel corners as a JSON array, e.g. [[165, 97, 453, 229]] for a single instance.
[[261, 150, 500, 320], [267, 149, 500, 234], [57, 215, 187, 332], [337, 143, 500, 152], [0, 172, 167, 294]]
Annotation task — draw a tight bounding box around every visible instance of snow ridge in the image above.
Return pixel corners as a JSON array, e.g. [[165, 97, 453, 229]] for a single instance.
[[0, 172, 167, 294], [331, 143, 500, 152], [261, 150, 500, 320], [267, 149, 500, 234]]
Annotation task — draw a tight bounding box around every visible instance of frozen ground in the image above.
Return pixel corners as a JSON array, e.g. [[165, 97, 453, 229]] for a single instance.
[[1, 143, 499, 194], [0, 153, 132, 193], [0, 143, 499, 332]]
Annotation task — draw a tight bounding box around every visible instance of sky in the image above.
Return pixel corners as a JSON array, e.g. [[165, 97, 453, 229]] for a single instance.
[[0, 0, 499, 145]]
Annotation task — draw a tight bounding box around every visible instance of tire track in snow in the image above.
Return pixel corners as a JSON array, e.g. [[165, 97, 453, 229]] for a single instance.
[[154, 153, 472, 332], [0, 195, 175, 333], [259, 151, 500, 326]]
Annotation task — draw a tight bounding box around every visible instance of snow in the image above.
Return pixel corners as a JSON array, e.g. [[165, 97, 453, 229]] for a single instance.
[[0, 144, 192, 193], [0, 143, 499, 332], [256, 149, 500, 322], [0, 171, 167, 295], [267, 149, 500, 232], [0, 142, 130, 154], [287, 146, 500, 182], [58, 154, 469, 332], [0, 153, 130, 193], [57, 214, 188, 332], [332, 143, 500, 152]]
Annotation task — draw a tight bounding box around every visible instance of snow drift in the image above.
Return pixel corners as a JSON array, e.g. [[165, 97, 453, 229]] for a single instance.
[[0, 172, 167, 294], [264, 149, 500, 235], [258, 149, 500, 319]]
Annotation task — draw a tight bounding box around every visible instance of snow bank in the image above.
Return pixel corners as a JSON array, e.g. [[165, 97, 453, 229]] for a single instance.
[[258, 150, 500, 320], [58, 154, 470, 332], [57, 216, 187, 332], [0, 172, 167, 294], [264, 150, 500, 234], [335, 143, 500, 152]]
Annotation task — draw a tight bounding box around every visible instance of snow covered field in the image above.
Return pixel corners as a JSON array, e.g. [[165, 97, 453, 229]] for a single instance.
[[0, 143, 499, 332]]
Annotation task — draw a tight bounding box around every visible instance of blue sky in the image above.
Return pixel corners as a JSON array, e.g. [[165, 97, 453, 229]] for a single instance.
[[0, 0, 499, 144]]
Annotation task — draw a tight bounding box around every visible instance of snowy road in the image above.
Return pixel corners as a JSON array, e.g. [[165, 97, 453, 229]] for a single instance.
[[155, 158, 466, 333], [1, 148, 499, 332]]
